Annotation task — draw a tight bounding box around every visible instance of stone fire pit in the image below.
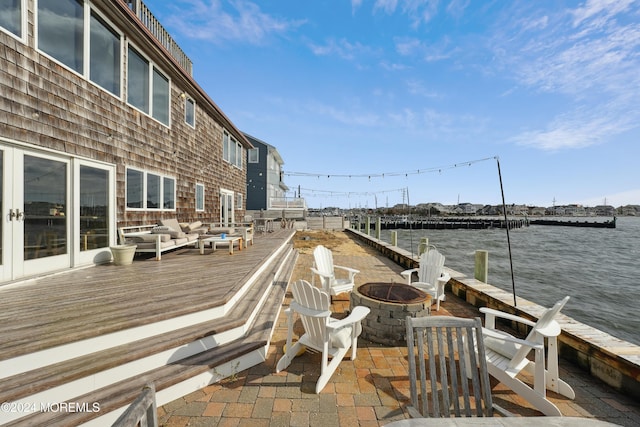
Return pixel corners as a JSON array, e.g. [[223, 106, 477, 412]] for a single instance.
[[350, 282, 431, 346]]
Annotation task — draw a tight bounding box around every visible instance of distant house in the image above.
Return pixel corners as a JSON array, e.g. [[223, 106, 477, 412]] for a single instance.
[[0, 0, 251, 283], [527, 206, 547, 216], [243, 133, 305, 214], [594, 205, 616, 217], [455, 203, 483, 215]]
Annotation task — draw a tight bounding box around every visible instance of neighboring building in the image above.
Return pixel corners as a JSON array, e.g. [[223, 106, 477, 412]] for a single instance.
[[594, 205, 616, 216], [620, 205, 640, 216], [454, 203, 484, 215], [243, 132, 305, 213], [0, 0, 251, 283]]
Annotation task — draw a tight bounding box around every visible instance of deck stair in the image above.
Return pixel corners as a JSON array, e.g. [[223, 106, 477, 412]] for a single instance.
[[0, 234, 297, 426]]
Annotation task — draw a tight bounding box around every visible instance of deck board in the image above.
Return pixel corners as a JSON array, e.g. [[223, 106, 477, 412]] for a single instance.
[[0, 229, 295, 361]]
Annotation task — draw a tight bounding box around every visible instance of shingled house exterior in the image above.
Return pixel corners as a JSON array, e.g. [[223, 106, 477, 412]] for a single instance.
[[0, 0, 251, 283]]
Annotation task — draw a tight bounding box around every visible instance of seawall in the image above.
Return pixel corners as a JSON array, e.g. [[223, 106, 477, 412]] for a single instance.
[[345, 228, 640, 400]]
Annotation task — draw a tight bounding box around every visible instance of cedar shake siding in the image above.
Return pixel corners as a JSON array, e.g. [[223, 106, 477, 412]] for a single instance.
[[0, 0, 251, 280]]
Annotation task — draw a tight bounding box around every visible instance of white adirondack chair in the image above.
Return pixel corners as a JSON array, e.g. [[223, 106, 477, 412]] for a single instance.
[[400, 247, 451, 311], [311, 245, 360, 297], [276, 279, 370, 393], [478, 296, 575, 416]]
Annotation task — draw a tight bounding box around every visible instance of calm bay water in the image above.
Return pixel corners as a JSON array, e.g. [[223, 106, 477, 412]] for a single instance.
[[379, 217, 640, 346]]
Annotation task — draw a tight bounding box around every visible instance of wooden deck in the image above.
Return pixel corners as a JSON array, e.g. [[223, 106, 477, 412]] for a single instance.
[[0, 229, 297, 426], [0, 229, 293, 360]]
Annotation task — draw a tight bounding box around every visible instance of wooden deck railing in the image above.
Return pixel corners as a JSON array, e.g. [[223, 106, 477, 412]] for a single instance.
[[125, 0, 193, 75], [112, 383, 158, 427]]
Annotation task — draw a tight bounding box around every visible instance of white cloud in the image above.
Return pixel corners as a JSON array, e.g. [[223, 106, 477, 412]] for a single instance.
[[374, 0, 439, 27], [446, 0, 471, 19], [570, 0, 636, 28], [380, 61, 410, 71], [161, 0, 304, 45], [578, 189, 640, 207], [406, 79, 439, 98], [394, 37, 422, 56], [374, 0, 399, 14], [308, 38, 376, 60], [305, 101, 381, 127], [512, 102, 638, 151], [493, 0, 640, 150], [394, 36, 454, 62]]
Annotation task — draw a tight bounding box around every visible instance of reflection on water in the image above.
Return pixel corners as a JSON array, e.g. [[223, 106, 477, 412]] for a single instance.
[[380, 217, 640, 346]]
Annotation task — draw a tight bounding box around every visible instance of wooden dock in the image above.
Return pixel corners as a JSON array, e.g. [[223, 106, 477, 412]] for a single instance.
[[363, 217, 529, 230], [530, 217, 616, 228]]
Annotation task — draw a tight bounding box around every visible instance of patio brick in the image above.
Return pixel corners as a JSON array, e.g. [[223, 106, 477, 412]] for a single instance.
[[157, 230, 640, 427]]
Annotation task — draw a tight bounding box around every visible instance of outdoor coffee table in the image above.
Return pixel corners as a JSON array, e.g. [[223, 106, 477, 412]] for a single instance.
[[199, 236, 242, 255]]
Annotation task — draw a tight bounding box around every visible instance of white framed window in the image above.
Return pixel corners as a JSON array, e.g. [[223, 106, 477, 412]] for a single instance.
[[163, 177, 175, 209], [37, 0, 84, 73], [36, 1, 123, 97], [185, 96, 195, 127], [127, 46, 149, 113], [146, 173, 161, 208], [126, 168, 144, 209], [127, 43, 170, 126], [90, 11, 121, 96], [126, 167, 175, 211], [248, 148, 259, 163], [196, 183, 205, 211], [236, 193, 243, 210], [222, 130, 243, 169], [152, 67, 170, 125], [0, 0, 26, 40], [235, 141, 243, 169]]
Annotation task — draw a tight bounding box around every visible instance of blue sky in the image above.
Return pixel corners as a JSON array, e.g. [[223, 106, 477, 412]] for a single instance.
[[144, 0, 640, 209]]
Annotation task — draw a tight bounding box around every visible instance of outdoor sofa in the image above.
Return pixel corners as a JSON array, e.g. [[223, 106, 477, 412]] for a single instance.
[[118, 219, 208, 260]]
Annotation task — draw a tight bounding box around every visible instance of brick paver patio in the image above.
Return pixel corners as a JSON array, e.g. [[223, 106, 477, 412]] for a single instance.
[[158, 231, 640, 426]]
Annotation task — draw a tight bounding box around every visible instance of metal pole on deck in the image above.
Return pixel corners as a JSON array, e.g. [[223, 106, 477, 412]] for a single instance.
[[406, 187, 415, 258], [496, 157, 517, 307]]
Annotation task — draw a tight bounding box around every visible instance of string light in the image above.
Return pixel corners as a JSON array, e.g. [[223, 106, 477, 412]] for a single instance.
[[284, 156, 496, 179]]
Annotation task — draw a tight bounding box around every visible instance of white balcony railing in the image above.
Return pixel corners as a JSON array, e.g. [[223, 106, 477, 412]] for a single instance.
[[268, 197, 307, 210], [125, 0, 193, 75]]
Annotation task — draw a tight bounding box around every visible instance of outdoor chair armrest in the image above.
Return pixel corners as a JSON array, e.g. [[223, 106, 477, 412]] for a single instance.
[[532, 320, 562, 338], [310, 267, 334, 279], [290, 301, 332, 319], [327, 306, 370, 331], [411, 281, 436, 292], [400, 268, 418, 285], [436, 272, 451, 284], [480, 307, 538, 329], [482, 327, 544, 351], [334, 265, 360, 275]]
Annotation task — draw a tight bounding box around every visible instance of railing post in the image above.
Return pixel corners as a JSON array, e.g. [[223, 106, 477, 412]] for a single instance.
[[474, 250, 488, 283], [366, 216, 371, 236], [390, 230, 397, 247], [376, 217, 381, 240]]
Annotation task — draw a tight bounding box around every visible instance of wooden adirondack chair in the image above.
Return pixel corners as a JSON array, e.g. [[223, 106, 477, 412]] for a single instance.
[[478, 296, 575, 416], [311, 245, 360, 296], [406, 315, 512, 418], [276, 280, 370, 393], [401, 247, 451, 311]]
